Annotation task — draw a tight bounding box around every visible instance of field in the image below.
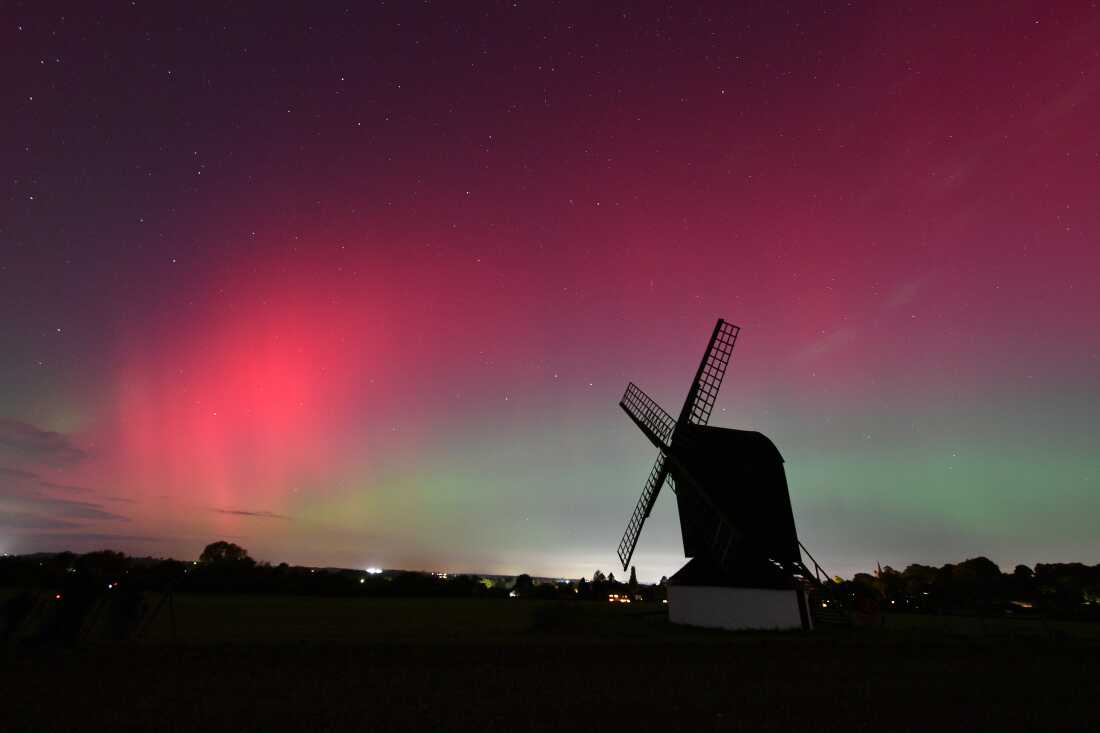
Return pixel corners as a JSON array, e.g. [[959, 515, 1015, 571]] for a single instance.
[[3, 595, 1100, 731]]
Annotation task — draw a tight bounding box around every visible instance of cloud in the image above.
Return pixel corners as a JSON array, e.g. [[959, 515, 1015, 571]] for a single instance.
[[11, 494, 130, 522], [0, 419, 87, 466], [0, 466, 39, 481], [885, 279, 923, 310], [0, 512, 82, 530], [31, 480, 133, 502], [6, 533, 168, 555], [38, 480, 94, 494], [1, 466, 135, 503], [0, 466, 131, 524], [796, 326, 858, 362], [55, 532, 164, 543], [0, 466, 45, 498], [210, 508, 292, 520]]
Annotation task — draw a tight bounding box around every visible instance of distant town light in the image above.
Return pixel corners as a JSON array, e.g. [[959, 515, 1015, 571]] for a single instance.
[[365, 567, 382, 575], [55, 593, 62, 600], [359, 578, 365, 584]]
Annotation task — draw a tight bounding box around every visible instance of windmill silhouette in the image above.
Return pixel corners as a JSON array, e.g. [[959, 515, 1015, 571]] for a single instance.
[[616, 318, 831, 630]]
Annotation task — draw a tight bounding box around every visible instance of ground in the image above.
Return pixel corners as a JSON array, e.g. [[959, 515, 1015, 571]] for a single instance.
[[3, 595, 1099, 731]]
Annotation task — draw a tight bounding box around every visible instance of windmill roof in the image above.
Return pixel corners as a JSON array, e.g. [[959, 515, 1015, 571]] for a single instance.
[[680, 425, 785, 463]]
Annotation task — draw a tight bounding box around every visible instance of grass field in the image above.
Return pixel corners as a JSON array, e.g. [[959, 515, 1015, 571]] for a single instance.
[[4, 595, 1099, 731]]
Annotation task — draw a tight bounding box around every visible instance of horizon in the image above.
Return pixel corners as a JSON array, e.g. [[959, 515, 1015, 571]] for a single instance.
[[3, 2, 1099, 584], [5, 545, 1080, 585]]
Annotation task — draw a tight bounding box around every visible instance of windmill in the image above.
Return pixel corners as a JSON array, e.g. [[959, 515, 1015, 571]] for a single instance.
[[616, 318, 829, 630]]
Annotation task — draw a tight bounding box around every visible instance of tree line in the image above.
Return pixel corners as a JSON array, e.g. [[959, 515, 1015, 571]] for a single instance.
[[836, 556, 1100, 618], [0, 543, 665, 603], [3, 545, 1098, 618]]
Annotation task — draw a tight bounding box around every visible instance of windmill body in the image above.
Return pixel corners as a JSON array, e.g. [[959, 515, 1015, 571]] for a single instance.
[[670, 425, 799, 570], [616, 319, 815, 631]]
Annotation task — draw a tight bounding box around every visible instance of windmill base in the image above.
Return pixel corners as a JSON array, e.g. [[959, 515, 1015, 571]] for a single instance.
[[667, 584, 812, 631]]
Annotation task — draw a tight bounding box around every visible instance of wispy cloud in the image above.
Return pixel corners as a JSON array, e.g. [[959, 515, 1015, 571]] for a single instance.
[[2, 466, 135, 502], [210, 507, 292, 520], [0, 511, 82, 530], [795, 275, 933, 364], [885, 278, 924, 310], [0, 465, 131, 527], [9, 494, 130, 522], [0, 419, 87, 466], [9, 533, 168, 552], [0, 466, 47, 499], [0, 466, 39, 481], [32, 480, 135, 503], [38, 480, 93, 494], [796, 326, 858, 362]]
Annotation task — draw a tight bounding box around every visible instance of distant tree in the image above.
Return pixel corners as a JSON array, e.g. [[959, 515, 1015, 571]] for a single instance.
[[199, 541, 254, 566], [1034, 563, 1099, 611], [576, 577, 590, 598], [850, 573, 882, 619], [592, 570, 606, 584], [1010, 564, 1035, 600], [956, 556, 1001, 579], [852, 572, 880, 594], [77, 550, 129, 579], [659, 575, 669, 586], [933, 557, 1003, 611], [629, 566, 638, 591], [902, 564, 939, 596], [878, 566, 904, 602], [514, 573, 533, 596], [531, 579, 561, 600], [607, 572, 616, 586], [148, 558, 185, 586]]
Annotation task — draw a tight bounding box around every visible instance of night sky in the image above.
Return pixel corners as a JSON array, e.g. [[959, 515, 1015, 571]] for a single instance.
[[3, 2, 1098, 580]]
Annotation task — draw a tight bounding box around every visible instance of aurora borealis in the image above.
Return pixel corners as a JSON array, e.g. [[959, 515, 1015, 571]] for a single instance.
[[2, 2, 1098, 580]]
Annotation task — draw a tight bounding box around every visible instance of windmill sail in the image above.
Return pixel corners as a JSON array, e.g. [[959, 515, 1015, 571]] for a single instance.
[[619, 382, 675, 451], [615, 319, 748, 573], [616, 452, 669, 570], [678, 319, 739, 426]]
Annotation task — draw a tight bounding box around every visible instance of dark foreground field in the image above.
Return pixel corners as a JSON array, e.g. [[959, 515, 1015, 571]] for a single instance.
[[4, 595, 1099, 731]]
